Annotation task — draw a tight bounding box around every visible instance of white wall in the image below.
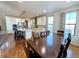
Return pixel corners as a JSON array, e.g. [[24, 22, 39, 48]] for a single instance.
[[71, 10, 79, 46], [46, 11, 62, 33], [5, 16, 31, 31], [46, 5, 79, 46], [60, 5, 79, 46], [55, 5, 79, 46], [0, 12, 6, 31], [53, 12, 61, 33], [37, 16, 47, 29], [60, 13, 65, 31], [0, 11, 30, 31], [0, 2, 79, 46]]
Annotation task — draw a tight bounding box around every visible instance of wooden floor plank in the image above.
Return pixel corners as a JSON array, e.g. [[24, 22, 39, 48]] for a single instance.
[[0, 34, 79, 58]]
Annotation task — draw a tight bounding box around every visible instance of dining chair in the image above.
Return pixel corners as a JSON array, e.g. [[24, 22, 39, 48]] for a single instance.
[[32, 31, 40, 39], [57, 33, 71, 58], [13, 28, 18, 39], [15, 31, 21, 38], [23, 42, 41, 58], [46, 31, 50, 35], [62, 33, 71, 58], [23, 42, 35, 58], [57, 44, 64, 58], [0, 26, 1, 31], [13, 24, 19, 39], [40, 31, 48, 37], [40, 32, 44, 37], [23, 42, 29, 57], [32, 32, 37, 39]]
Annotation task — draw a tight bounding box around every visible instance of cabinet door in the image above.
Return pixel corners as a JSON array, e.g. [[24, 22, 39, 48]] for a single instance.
[[37, 16, 46, 25]]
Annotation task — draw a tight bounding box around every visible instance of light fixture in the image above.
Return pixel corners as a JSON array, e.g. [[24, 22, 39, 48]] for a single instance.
[[66, 0, 70, 2], [20, 10, 26, 16], [43, 9, 47, 13], [18, 0, 23, 3]]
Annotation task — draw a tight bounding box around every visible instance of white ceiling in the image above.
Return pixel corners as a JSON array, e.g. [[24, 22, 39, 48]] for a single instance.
[[0, 1, 79, 18]]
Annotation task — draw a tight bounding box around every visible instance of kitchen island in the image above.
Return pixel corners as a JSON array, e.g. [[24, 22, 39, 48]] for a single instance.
[[17, 27, 47, 40], [17, 28, 32, 40]]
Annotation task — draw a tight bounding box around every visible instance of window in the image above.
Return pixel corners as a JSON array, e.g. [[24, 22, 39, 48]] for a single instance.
[[65, 12, 77, 35], [47, 16, 53, 33]]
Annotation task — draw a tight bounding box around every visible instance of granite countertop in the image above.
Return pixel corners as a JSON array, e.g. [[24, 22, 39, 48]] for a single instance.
[[17, 28, 32, 32], [0, 30, 14, 35], [32, 27, 47, 33]]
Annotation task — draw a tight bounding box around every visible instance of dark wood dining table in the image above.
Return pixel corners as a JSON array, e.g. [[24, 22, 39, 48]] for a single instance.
[[26, 33, 64, 58]]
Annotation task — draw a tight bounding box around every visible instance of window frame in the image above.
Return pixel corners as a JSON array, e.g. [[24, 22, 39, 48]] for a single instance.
[[65, 11, 77, 35]]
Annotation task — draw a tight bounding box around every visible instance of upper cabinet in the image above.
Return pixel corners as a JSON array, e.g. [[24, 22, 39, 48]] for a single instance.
[[37, 16, 46, 25]]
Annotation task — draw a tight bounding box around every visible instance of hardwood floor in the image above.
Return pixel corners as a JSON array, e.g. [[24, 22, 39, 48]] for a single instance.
[[0, 34, 79, 58], [0, 37, 27, 58], [67, 44, 79, 58]]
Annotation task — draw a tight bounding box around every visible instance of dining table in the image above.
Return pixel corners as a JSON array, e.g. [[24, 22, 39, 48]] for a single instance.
[[26, 33, 65, 58]]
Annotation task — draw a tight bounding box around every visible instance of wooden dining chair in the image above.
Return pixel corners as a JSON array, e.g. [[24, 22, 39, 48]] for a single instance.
[[62, 33, 71, 58], [32, 32, 40, 40], [32, 32, 35, 40], [23, 42, 30, 57], [40, 31, 48, 37], [23, 42, 35, 58], [40, 32, 45, 37], [57, 44, 64, 58], [23, 42, 41, 58], [57, 33, 71, 58]]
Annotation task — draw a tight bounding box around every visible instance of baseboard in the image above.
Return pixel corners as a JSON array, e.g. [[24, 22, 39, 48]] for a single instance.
[[70, 42, 79, 47]]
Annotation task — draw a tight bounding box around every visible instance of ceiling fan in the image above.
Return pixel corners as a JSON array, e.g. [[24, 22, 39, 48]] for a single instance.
[[20, 10, 26, 16]]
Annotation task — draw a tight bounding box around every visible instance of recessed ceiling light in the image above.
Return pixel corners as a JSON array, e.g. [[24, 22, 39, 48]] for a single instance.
[[18, 1, 23, 3], [43, 9, 47, 13], [66, 0, 70, 2]]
